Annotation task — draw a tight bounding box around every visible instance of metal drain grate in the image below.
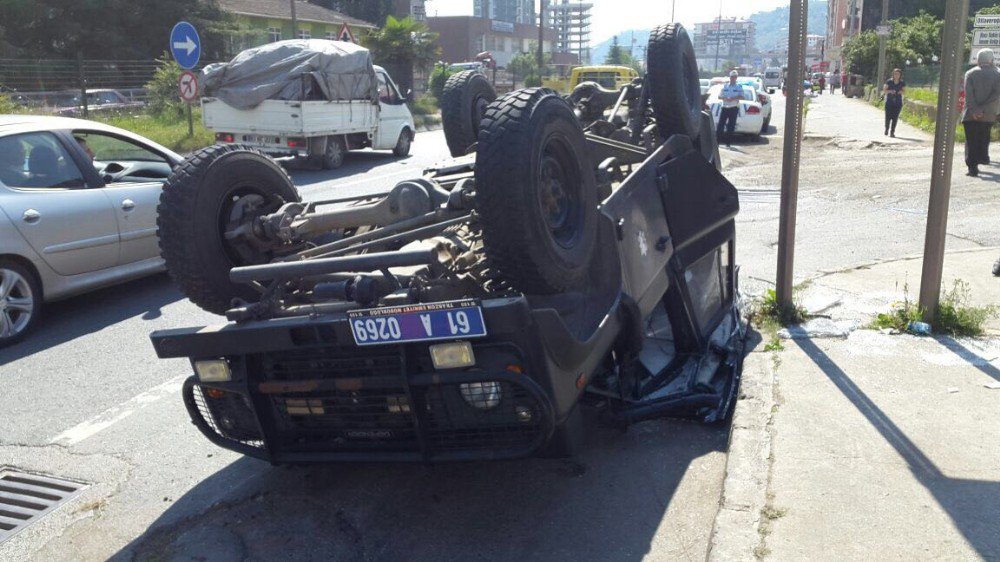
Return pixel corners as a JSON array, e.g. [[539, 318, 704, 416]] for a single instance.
[[0, 469, 88, 544]]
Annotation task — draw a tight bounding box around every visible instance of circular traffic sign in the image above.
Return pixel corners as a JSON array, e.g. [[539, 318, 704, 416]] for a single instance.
[[178, 70, 199, 103], [170, 21, 201, 70]]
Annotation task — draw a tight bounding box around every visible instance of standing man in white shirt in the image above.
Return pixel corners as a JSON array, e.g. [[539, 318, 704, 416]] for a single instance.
[[717, 70, 743, 147]]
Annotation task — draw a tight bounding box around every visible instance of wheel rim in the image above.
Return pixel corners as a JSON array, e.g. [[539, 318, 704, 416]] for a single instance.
[[536, 135, 582, 249], [219, 188, 281, 266], [327, 139, 343, 163], [471, 95, 489, 136], [0, 267, 34, 339], [398, 133, 410, 153]]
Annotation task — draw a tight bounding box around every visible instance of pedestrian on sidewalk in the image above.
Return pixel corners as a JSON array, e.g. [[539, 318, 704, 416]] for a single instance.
[[818, 73, 826, 95], [717, 70, 742, 148], [883, 68, 905, 137], [962, 49, 1000, 177], [840, 70, 848, 95], [830, 71, 840, 94]]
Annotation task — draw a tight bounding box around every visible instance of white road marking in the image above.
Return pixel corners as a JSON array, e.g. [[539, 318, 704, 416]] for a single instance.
[[49, 374, 187, 446]]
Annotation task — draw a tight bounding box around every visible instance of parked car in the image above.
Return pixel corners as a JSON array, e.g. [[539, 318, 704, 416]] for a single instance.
[[53, 89, 145, 116], [706, 84, 766, 138], [737, 79, 772, 130], [700, 78, 711, 95], [0, 115, 182, 346]]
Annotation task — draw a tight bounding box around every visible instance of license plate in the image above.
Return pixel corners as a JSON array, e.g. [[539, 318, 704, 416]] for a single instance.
[[347, 299, 487, 346], [243, 134, 273, 144]]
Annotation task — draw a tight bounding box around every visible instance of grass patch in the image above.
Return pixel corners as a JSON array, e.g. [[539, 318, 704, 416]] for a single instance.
[[871, 87, 1000, 143], [91, 109, 214, 154], [869, 280, 998, 336], [749, 289, 807, 328]]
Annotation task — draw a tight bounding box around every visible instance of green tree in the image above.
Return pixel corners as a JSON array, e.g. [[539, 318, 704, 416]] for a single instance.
[[0, 0, 232, 60], [842, 11, 944, 82], [361, 15, 440, 94], [605, 36, 625, 65]]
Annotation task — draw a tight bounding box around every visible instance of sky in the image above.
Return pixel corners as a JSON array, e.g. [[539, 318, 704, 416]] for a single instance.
[[423, 0, 794, 44]]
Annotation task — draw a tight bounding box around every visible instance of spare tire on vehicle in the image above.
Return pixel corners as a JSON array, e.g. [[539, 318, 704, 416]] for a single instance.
[[157, 144, 301, 315], [646, 23, 702, 140], [441, 70, 497, 157], [475, 88, 598, 294]]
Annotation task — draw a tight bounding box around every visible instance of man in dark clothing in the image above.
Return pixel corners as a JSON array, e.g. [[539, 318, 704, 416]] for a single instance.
[[962, 48, 1000, 177]]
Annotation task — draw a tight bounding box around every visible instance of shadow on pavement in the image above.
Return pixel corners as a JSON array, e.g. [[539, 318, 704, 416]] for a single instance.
[[794, 336, 1000, 559], [2, 273, 181, 364], [937, 336, 1000, 382], [114, 415, 729, 561]]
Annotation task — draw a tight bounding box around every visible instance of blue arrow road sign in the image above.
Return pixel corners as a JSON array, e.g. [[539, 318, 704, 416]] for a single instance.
[[170, 21, 201, 70]]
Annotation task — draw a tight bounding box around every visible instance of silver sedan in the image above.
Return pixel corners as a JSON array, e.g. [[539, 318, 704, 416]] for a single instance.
[[0, 115, 182, 346]]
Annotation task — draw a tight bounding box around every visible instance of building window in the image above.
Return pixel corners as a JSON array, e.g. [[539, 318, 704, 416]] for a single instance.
[[326, 31, 337, 40], [268, 27, 281, 42], [298, 29, 311, 40]]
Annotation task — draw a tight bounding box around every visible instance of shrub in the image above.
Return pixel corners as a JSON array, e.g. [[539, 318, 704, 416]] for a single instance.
[[145, 55, 186, 118], [408, 94, 438, 116], [429, 64, 453, 100], [0, 94, 18, 114], [524, 74, 542, 87]]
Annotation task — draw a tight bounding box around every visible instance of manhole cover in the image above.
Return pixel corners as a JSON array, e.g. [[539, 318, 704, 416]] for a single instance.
[[0, 469, 88, 544]]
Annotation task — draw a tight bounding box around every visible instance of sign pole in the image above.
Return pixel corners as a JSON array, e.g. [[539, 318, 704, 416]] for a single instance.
[[876, 0, 889, 86], [187, 103, 194, 137], [775, 0, 808, 312], [917, 0, 970, 322]]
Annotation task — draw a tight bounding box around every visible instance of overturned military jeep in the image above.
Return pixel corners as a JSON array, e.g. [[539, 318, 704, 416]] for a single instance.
[[150, 24, 746, 462]]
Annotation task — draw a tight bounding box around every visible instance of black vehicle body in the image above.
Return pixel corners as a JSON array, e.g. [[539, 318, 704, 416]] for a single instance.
[[151, 138, 742, 463], [150, 23, 745, 464]]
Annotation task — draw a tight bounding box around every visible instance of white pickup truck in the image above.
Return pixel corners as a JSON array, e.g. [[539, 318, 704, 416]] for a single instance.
[[201, 41, 415, 169]]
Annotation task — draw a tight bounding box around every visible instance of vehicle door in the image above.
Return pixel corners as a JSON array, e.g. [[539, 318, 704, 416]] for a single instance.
[[374, 71, 409, 150], [71, 130, 174, 265], [0, 131, 119, 275]]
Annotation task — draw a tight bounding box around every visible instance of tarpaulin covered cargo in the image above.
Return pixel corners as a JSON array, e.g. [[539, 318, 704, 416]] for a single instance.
[[200, 39, 378, 109]]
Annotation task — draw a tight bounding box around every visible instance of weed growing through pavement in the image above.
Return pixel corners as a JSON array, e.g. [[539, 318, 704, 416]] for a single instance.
[[749, 289, 807, 352], [869, 280, 997, 336]]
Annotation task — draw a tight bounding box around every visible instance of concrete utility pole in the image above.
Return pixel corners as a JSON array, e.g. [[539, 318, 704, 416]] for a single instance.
[[875, 0, 889, 84], [918, 0, 970, 323], [672, 0, 676, 22], [537, 0, 547, 76], [775, 0, 808, 312], [714, 1, 723, 72], [290, 0, 298, 38]]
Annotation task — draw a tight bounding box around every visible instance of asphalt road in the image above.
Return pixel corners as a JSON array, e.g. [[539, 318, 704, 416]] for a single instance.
[[0, 128, 730, 562]]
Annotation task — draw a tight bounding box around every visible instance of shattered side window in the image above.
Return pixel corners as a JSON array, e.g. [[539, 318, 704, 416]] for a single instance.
[[684, 247, 726, 336]]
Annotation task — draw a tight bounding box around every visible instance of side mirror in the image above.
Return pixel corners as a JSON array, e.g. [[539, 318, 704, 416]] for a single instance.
[[405, 88, 413, 102]]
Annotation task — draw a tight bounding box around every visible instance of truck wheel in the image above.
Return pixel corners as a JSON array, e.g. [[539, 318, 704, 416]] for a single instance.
[[158, 144, 301, 315], [0, 258, 41, 348], [647, 23, 702, 140], [322, 135, 345, 169], [475, 88, 598, 294], [392, 128, 412, 157], [442, 70, 497, 157]]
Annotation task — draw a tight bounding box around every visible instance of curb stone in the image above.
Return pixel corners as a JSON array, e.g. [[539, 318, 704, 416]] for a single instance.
[[707, 351, 776, 561]]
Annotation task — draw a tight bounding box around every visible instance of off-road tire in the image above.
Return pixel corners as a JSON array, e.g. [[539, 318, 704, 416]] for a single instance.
[[647, 23, 702, 140], [157, 144, 300, 315], [322, 135, 346, 169], [475, 88, 598, 294], [441, 70, 497, 157], [392, 128, 412, 157]]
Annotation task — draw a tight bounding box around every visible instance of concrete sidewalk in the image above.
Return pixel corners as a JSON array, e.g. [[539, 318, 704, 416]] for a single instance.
[[709, 250, 1000, 561], [805, 92, 930, 146]]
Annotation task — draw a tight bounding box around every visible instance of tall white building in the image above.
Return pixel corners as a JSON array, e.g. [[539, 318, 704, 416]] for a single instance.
[[546, 1, 592, 64]]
